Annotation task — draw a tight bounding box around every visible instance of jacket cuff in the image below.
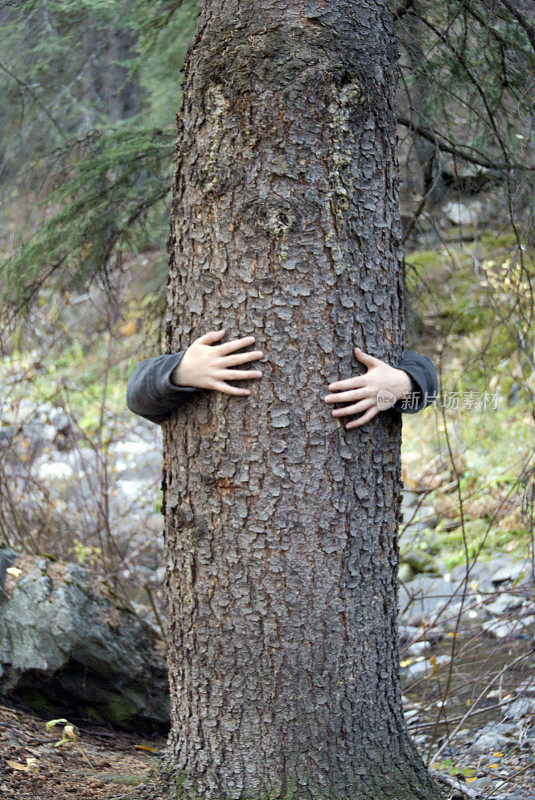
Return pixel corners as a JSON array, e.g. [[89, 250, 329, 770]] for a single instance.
[[156, 351, 198, 399], [392, 351, 439, 414], [126, 350, 199, 425]]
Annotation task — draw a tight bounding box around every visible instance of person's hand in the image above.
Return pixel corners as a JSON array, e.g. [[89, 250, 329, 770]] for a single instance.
[[324, 346, 414, 429], [172, 329, 263, 396]]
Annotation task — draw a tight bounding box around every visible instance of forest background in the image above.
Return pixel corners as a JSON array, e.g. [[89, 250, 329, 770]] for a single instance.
[[0, 1, 534, 798]]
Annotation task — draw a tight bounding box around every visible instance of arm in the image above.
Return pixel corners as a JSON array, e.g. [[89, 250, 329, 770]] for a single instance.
[[126, 330, 264, 425], [126, 351, 199, 425]]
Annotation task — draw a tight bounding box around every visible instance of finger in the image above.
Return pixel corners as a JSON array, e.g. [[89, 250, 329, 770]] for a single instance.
[[216, 336, 257, 355], [328, 375, 367, 392], [354, 346, 382, 368], [324, 387, 372, 404], [196, 329, 226, 345], [219, 350, 264, 367], [215, 369, 263, 381], [332, 398, 375, 418], [346, 406, 380, 429], [211, 380, 251, 396]]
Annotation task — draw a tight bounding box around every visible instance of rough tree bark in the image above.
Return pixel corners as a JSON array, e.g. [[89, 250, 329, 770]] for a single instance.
[[161, 1, 443, 798]]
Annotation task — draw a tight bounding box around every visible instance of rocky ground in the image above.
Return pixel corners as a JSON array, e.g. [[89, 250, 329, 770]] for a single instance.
[[0, 693, 533, 800], [1, 533, 533, 800]]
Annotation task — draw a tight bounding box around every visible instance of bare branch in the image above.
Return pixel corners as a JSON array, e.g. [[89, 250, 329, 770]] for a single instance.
[[0, 60, 66, 137], [495, 0, 535, 53], [397, 115, 533, 170]]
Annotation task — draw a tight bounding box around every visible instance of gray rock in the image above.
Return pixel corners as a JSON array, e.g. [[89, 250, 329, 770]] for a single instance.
[[437, 600, 490, 632], [503, 698, 535, 720], [401, 489, 420, 509], [399, 624, 420, 645], [405, 640, 431, 656], [512, 679, 535, 698], [471, 730, 513, 753], [443, 199, 483, 225], [36, 458, 74, 481], [448, 558, 502, 589], [0, 548, 17, 598], [470, 776, 493, 790], [398, 562, 415, 583], [400, 654, 450, 686], [492, 559, 533, 586], [400, 549, 436, 574], [485, 593, 524, 616], [109, 438, 161, 482], [116, 477, 156, 502], [399, 574, 462, 624], [507, 794, 535, 800], [0, 426, 17, 449], [482, 618, 526, 639], [0, 549, 168, 729]]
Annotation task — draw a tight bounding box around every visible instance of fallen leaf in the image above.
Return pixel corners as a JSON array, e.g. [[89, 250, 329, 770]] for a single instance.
[[7, 757, 39, 773]]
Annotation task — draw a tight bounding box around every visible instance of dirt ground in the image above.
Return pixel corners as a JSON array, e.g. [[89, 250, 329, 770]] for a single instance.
[[1, 698, 534, 800], [0, 699, 165, 800]]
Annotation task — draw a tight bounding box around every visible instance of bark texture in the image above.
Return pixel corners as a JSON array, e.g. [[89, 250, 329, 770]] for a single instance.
[[162, 1, 443, 798]]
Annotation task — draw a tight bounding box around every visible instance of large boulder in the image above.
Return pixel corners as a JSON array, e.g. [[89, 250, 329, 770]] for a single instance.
[[0, 548, 169, 730]]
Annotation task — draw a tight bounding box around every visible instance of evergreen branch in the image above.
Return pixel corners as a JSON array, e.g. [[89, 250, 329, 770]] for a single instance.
[[0, 60, 66, 137], [1, 123, 175, 315]]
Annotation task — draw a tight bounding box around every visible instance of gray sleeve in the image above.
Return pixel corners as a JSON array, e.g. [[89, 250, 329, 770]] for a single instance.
[[391, 349, 439, 414], [126, 351, 199, 425]]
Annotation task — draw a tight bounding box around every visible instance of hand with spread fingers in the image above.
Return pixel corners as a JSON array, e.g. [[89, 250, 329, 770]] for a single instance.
[[171, 328, 263, 396], [324, 346, 414, 429]]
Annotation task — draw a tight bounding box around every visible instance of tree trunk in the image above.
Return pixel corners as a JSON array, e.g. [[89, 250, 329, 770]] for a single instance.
[[161, 2, 443, 798], [104, 25, 141, 123], [398, 3, 447, 206]]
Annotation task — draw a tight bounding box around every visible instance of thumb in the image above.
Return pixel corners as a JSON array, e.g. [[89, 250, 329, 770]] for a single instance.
[[354, 346, 381, 368], [196, 329, 226, 345]]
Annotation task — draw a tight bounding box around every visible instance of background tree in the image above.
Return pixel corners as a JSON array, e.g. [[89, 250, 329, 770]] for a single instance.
[[160, 1, 443, 798], [0, 0, 198, 311], [1, 1, 533, 318]]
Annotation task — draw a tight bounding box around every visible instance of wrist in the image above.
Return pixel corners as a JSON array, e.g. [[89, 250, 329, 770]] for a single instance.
[[171, 363, 185, 386], [171, 355, 195, 387], [392, 368, 414, 402]]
